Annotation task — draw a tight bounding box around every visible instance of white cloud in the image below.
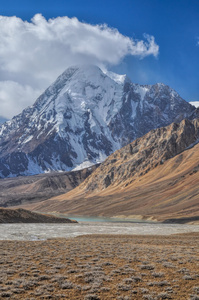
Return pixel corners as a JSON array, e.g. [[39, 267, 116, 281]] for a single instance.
[[189, 101, 199, 108], [0, 14, 159, 118], [0, 81, 42, 119]]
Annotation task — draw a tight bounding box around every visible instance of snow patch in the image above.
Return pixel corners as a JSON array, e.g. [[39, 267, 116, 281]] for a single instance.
[[72, 160, 95, 171], [135, 85, 148, 101], [22, 135, 33, 144], [104, 70, 127, 84], [131, 101, 138, 119]]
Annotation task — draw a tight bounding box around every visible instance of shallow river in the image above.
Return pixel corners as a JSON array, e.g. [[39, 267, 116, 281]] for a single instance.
[[0, 219, 199, 241]]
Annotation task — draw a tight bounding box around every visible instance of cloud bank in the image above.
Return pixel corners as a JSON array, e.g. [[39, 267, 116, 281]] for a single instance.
[[0, 14, 159, 119]]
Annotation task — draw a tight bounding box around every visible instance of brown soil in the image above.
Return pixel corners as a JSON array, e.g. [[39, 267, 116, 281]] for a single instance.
[[0, 208, 77, 223], [0, 164, 98, 207], [0, 233, 199, 299], [25, 142, 199, 223]]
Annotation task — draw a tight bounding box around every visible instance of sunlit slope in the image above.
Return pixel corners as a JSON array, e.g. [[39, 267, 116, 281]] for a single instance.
[[27, 119, 199, 221]]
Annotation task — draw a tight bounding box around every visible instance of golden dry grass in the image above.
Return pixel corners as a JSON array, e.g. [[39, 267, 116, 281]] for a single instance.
[[0, 233, 199, 299]]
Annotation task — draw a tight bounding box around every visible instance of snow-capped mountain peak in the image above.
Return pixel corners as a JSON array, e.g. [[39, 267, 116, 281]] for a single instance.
[[0, 65, 196, 178]]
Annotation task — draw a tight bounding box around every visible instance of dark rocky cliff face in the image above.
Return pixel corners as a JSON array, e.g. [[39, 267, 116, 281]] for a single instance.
[[108, 82, 195, 146], [0, 65, 196, 178]]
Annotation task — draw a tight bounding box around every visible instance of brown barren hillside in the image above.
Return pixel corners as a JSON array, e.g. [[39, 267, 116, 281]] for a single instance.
[[0, 164, 99, 207], [21, 119, 199, 222], [0, 207, 77, 223]]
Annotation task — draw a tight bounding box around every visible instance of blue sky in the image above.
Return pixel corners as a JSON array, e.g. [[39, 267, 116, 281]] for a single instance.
[[0, 0, 199, 118]]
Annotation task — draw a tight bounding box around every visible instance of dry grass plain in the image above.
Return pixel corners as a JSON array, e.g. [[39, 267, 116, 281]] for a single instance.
[[0, 233, 199, 299]]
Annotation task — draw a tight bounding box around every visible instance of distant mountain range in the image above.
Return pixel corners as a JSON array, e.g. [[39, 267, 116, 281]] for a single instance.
[[0, 65, 198, 178], [0, 164, 98, 207]]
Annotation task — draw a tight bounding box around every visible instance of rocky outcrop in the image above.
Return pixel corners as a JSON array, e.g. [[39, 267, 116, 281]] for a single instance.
[[189, 106, 199, 121], [81, 118, 199, 191]]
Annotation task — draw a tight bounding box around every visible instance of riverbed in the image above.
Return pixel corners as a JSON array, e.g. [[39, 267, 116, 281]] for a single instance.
[[1, 220, 199, 240]]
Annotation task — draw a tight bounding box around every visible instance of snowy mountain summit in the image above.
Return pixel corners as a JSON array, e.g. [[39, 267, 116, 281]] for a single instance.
[[0, 65, 195, 178]]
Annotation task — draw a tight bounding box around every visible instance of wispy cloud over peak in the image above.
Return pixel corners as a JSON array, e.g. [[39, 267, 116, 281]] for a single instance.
[[0, 14, 159, 118]]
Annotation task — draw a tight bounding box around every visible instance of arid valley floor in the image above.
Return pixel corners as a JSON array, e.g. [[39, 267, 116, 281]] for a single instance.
[[0, 233, 199, 300]]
